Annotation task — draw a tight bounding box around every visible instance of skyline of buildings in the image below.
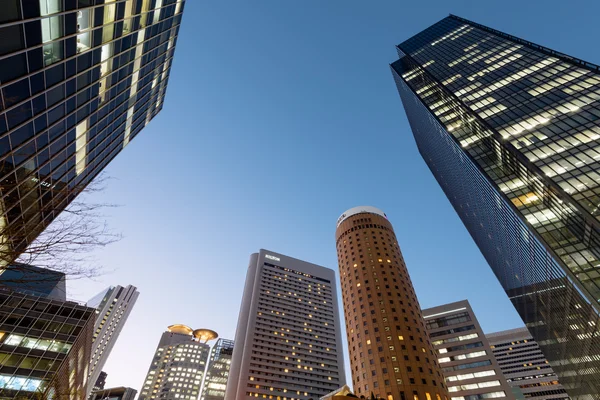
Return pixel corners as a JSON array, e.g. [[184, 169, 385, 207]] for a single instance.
[[487, 327, 569, 399], [226, 249, 346, 400], [86, 284, 139, 397], [392, 14, 600, 398], [0, 0, 186, 265], [335, 206, 449, 400], [138, 324, 215, 400], [423, 300, 513, 400]]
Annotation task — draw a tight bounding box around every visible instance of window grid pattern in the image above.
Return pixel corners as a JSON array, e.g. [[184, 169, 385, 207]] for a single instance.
[[488, 328, 569, 400], [245, 263, 342, 400], [0, 0, 185, 261], [391, 16, 600, 397], [138, 332, 210, 400], [0, 287, 95, 399], [335, 212, 448, 400], [200, 338, 234, 400]]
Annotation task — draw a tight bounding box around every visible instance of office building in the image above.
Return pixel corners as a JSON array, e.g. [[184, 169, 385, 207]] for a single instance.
[[200, 338, 234, 400], [0, 262, 66, 300], [86, 284, 139, 397], [226, 250, 346, 400], [0, 0, 186, 263], [90, 386, 137, 400], [93, 371, 108, 392], [423, 300, 512, 400], [335, 206, 448, 399], [391, 15, 600, 398], [0, 286, 95, 399], [488, 328, 568, 399], [138, 324, 216, 400]]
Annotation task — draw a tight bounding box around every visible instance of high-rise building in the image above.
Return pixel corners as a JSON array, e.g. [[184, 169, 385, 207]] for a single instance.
[[391, 15, 600, 398], [0, 0, 186, 262], [423, 300, 513, 400], [89, 386, 137, 400], [0, 262, 66, 300], [226, 249, 346, 400], [335, 206, 448, 399], [488, 328, 569, 400], [138, 324, 216, 400], [0, 286, 96, 399], [200, 338, 234, 400], [86, 284, 139, 397], [93, 371, 108, 393]]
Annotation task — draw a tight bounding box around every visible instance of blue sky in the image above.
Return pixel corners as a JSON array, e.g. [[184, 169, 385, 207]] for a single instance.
[[69, 0, 600, 390]]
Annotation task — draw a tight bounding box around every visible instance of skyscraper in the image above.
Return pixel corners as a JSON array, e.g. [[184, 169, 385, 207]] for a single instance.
[[0, 262, 66, 300], [0, 0, 185, 261], [138, 325, 215, 400], [0, 286, 96, 399], [225, 249, 346, 400], [335, 206, 448, 400], [487, 328, 568, 400], [200, 338, 234, 400], [89, 386, 137, 400], [391, 15, 600, 398], [423, 300, 512, 400], [86, 284, 139, 397]]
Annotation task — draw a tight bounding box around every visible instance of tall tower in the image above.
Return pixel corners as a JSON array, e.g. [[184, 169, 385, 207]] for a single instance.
[[86, 284, 140, 397], [335, 206, 448, 400], [225, 249, 346, 400], [138, 325, 217, 400], [0, 0, 186, 262], [391, 14, 600, 398], [200, 338, 234, 400]]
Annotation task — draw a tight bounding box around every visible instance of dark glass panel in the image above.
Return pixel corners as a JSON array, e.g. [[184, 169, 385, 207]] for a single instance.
[[27, 48, 44, 73], [29, 72, 45, 95], [6, 102, 33, 129], [0, 0, 22, 23], [24, 21, 42, 47], [9, 122, 34, 148], [0, 25, 25, 56], [45, 64, 65, 87], [3, 78, 31, 108], [0, 53, 28, 84], [21, 0, 41, 19]]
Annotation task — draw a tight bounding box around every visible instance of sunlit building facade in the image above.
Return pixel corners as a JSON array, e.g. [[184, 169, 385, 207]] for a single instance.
[[226, 250, 346, 400], [423, 300, 512, 400], [200, 338, 234, 400], [0, 0, 185, 262], [392, 15, 600, 398], [86, 284, 139, 397], [138, 325, 213, 400], [335, 206, 448, 400], [488, 327, 568, 400]]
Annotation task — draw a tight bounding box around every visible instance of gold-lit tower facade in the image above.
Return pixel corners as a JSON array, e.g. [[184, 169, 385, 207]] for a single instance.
[[335, 206, 449, 400]]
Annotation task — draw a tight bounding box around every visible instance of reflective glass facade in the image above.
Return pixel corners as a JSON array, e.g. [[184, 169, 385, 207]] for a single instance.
[[0, 287, 95, 399], [0, 0, 185, 259], [200, 338, 234, 400], [392, 15, 600, 398]]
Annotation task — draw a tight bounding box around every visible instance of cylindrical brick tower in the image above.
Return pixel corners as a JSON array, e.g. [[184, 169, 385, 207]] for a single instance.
[[335, 206, 449, 400]]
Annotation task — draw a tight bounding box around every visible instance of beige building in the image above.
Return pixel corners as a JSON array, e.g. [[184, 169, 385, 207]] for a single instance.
[[225, 250, 346, 400], [335, 206, 449, 400]]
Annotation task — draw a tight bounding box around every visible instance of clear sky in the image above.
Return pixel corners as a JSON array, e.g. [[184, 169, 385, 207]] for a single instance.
[[68, 0, 600, 391]]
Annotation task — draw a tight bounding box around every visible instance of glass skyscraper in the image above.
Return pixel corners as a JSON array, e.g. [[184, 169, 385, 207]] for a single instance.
[[200, 338, 234, 400], [392, 15, 600, 398], [0, 0, 185, 260]]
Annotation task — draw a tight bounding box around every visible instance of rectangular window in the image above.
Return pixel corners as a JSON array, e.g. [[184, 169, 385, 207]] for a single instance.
[[39, 0, 61, 16], [75, 118, 88, 175], [42, 15, 63, 66], [153, 0, 163, 24]]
